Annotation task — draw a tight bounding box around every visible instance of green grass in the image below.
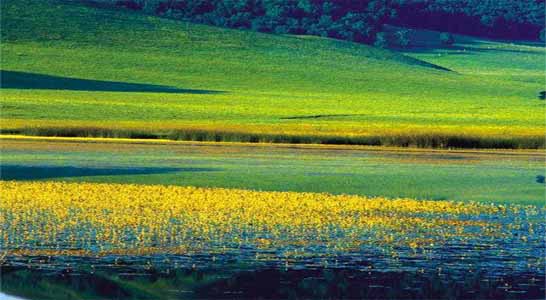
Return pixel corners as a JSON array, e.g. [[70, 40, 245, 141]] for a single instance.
[[2, 139, 544, 205], [1, 0, 545, 148]]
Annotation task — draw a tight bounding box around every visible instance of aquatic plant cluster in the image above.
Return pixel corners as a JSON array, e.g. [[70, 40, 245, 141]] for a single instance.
[[1, 181, 543, 263]]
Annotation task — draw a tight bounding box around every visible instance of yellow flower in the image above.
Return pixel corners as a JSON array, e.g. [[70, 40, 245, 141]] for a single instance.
[[0, 181, 542, 260]]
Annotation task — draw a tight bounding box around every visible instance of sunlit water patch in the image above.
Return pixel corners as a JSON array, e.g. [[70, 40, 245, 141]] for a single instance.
[[1, 181, 544, 299]]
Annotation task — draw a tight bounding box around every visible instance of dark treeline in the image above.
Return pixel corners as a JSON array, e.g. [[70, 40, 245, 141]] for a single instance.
[[117, 0, 395, 44], [391, 0, 545, 41], [89, 0, 545, 43]]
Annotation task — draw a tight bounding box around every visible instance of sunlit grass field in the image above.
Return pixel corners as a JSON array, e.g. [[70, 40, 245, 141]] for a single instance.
[[1, 1, 545, 299], [1, 0, 545, 148], [2, 137, 544, 204]]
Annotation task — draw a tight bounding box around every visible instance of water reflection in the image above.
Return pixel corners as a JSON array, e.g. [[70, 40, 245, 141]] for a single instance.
[[2, 245, 544, 300]]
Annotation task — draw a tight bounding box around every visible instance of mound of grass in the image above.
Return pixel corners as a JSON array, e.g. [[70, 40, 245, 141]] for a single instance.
[[1, 0, 544, 148]]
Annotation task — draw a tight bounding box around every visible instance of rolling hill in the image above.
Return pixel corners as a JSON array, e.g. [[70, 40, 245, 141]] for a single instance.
[[1, 0, 544, 148]]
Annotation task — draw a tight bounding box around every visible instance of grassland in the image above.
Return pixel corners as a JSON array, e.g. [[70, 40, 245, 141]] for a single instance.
[[1, 0, 545, 148], [2, 137, 544, 204], [1, 2, 545, 299]]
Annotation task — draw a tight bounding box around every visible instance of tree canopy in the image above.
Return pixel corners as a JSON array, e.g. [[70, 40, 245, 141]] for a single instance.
[[391, 0, 545, 40], [94, 0, 545, 43]]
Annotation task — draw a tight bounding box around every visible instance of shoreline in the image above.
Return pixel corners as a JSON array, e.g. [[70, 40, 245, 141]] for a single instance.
[[1, 134, 544, 156]]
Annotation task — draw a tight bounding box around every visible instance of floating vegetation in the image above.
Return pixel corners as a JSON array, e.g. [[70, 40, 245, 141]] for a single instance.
[[0, 181, 543, 259], [1, 181, 544, 298]]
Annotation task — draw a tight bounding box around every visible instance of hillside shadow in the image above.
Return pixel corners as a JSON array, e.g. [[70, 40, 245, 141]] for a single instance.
[[0, 70, 224, 94], [402, 45, 539, 55], [0, 165, 220, 180]]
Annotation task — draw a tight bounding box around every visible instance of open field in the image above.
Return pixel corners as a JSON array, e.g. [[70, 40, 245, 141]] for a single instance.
[[1, 0, 545, 148], [1, 137, 544, 204], [1, 0, 545, 299]]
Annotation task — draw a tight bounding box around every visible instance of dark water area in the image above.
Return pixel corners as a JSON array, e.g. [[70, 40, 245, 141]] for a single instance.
[[0, 165, 221, 181], [2, 211, 545, 299], [2, 249, 545, 300]]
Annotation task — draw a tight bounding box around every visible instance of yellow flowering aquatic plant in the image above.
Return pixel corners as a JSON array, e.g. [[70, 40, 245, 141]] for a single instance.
[[0, 181, 543, 261]]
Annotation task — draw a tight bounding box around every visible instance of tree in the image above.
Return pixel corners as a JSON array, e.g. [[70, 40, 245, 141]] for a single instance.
[[390, 0, 545, 40], [374, 32, 388, 48], [98, 0, 394, 45], [394, 29, 410, 48], [439, 32, 454, 46]]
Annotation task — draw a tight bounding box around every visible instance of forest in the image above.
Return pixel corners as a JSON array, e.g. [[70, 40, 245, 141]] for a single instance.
[[392, 0, 545, 40], [103, 0, 545, 43]]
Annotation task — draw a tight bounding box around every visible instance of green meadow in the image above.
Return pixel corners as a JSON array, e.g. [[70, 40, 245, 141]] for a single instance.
[[1, 0, 545, 148], [1, 0, 544, 203], [1, 2, 545, 299], [2, 138, 544, 204]]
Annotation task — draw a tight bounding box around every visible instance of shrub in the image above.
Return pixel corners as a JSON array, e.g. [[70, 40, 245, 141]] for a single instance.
[[394, 29, 410, 48], [439, 32, 454, 46], [115, 1, 142, 10], [374, 32, 388, 48]]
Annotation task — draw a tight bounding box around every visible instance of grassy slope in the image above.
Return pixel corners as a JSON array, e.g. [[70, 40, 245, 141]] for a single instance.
[[1, 0, 545, 148], [2, 138, 544, 204]]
